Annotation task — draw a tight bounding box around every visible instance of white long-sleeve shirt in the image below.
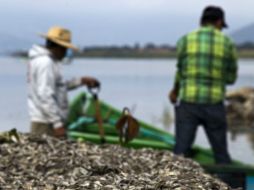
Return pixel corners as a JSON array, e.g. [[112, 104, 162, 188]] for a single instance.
[[27, 45, 81, 127]]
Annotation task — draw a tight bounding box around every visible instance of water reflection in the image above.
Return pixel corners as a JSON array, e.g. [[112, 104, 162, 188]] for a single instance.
[[151, 106, 173, 130], [248, 131, 254, 151], [227, 120, 254, 151]]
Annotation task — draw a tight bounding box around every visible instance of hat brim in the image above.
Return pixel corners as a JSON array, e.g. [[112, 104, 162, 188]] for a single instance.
[[39, 33, 79, 51], [223, 21, 228, 28]]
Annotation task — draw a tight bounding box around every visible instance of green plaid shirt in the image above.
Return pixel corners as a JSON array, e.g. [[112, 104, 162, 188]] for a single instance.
[[174, 26, 238, 104]]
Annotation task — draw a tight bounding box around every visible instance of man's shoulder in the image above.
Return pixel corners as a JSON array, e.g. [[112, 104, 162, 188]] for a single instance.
[[176, 29, 199, 47], [178, 29, 199, 41], [33, 55, 54, 64], [177, 33, 188, 45], [224, 35, 235, 46], [213, 30, 234, 44], [31, 55, 55, 71]]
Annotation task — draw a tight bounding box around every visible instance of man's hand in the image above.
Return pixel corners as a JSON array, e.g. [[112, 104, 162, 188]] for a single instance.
[[54, 126, 66, 138], [81, 77, 100, 88], [169, 89, 178, 104]]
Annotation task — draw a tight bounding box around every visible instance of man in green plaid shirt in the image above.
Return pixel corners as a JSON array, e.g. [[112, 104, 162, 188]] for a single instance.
[[169, 6, 238, 164]]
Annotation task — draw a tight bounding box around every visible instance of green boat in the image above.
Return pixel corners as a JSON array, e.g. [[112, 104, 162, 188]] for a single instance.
[[67, 92, 254, 190]]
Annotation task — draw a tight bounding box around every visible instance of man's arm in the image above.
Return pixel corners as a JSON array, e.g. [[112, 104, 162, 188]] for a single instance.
[[226, 41, 238, 85], [169, 38, 184, 103], [66, 77, 100, 90]]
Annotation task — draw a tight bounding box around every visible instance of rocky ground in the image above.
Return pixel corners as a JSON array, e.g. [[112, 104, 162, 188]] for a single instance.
[[0, 134, 240, 190]]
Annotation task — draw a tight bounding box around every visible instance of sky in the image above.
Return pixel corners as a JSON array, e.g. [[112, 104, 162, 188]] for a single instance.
[[0, 0, 254, 49]]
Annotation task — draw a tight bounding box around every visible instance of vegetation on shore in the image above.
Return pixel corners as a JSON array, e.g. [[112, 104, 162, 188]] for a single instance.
[[10, 42, 254, 59]]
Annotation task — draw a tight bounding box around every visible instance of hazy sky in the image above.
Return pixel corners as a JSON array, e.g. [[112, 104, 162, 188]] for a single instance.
[[0, 0, 253, 48]]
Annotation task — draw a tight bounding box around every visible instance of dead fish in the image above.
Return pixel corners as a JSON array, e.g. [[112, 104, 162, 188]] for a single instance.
[[0, 133, 237, 190]]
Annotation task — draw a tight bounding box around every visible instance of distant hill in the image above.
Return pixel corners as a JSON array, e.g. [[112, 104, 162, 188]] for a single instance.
[[0, 32, 32, 54], [231, 23, 254, 45]]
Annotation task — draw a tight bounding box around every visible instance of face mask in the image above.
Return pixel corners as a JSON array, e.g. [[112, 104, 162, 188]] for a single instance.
[[62, 49, 73, 65]]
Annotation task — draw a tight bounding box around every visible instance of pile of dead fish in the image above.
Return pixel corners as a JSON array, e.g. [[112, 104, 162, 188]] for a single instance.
[[0, 134, 235, 190]]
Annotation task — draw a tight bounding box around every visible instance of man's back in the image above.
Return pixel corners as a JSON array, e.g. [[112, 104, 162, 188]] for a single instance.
[[171, 5, 236, 164], [176, 26, 237, 104]]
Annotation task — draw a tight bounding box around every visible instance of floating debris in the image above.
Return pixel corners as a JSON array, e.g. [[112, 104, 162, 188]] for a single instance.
[[0, 134, 239, 189]]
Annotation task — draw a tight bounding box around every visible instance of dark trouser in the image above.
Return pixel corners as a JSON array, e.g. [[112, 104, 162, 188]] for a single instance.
[[173, 101, 231, 164], [30, 122, 54, 136]]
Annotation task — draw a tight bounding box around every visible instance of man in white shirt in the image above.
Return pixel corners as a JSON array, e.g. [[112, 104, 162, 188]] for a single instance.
[[27, 26, 100, 137]]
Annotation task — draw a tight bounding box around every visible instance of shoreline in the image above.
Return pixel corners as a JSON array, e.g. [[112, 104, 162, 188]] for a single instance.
[[7, 49, 254, 59]]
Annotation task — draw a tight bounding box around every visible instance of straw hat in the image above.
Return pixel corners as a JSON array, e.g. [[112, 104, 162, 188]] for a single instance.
[[39, 26, 79, 51]]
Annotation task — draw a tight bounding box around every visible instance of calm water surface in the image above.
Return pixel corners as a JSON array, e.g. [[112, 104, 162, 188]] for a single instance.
[[0, 57, 253, 164]]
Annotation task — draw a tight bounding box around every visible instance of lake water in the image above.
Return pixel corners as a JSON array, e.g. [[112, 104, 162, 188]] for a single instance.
[[0, 56, 254, 165]]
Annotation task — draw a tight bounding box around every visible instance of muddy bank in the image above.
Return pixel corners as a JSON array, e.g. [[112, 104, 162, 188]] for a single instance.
[[0, 134, 238, 190]]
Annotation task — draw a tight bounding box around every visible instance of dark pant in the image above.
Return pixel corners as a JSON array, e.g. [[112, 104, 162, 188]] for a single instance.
[[173, 101, 231, 164]]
